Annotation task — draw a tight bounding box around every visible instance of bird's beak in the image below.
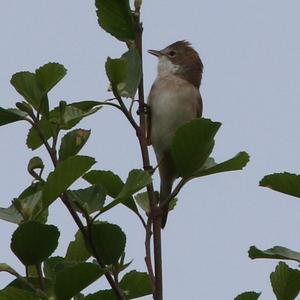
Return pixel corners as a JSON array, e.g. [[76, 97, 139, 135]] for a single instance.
[[148, 49, 162, 57]]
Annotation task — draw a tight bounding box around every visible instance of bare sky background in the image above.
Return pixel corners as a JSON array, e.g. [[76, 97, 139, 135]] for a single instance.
[[1, 1, 300, 299]]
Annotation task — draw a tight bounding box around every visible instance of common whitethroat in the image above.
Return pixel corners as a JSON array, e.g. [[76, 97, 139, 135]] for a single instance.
[[147, 40, 203, 228]]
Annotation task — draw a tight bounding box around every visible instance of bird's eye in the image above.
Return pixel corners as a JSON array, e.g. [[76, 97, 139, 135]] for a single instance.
[[168, 50, 176, 57]]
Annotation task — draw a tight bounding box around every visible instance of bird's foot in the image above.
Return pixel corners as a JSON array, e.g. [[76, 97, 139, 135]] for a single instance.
[[137, 103, 150, 115]]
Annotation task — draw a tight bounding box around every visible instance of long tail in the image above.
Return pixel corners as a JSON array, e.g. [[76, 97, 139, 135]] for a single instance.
[[160, 177, 173, 228], [158, 151, 176, 228]]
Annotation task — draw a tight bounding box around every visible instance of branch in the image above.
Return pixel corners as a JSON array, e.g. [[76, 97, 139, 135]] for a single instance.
[[59, 184, 126, 300], [26, 118, 57, 166], [30, 118, 127, 300], [97, 101, 123, 111], [113, 89, 139, 131], [136, 210, 147, 228], [145, 217, 155, 289], [160, 178, 187, 209], [134, 17, 164, 300]]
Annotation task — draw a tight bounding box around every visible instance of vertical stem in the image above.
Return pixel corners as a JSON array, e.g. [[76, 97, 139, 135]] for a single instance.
[[134, 18, 164, 300], [145, 217, 155, 288], [36, 263, 45, 291]]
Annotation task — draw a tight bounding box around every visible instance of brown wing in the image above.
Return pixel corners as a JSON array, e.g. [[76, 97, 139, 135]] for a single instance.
[[146, 106, 152, 145], [196, 92, 203, 118], [146, 82, 156, 145]]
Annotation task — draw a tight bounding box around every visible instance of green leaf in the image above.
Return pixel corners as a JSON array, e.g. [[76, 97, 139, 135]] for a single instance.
[[68, 185, 106, 215], [95, 0, 135, 42], [65, 231, 91, 262], [84, 170, 123, 197], [249, 246, 300, 263], [0, 287, 38, 300], [0, 205, 23, 224], [84, 170, 139, 214], [27, 156, 44, 177], [59, 129, 91, 161], [105, 57, 127, 94], [11, 221, 60, 265], [86, 270, 152, 300], [15, 101, 34, 115], [14, 190, 43, 222], [86, 290, 115, 300], [34, 63, 66, 117], [42, 155, 96, 209], [43, 256, 66, 281], [10, 63, 66, 116], [61, 104, 101, 128], [26, 117, 53, 150], [234, 291, 261, 300], [171, 118, 221, 178], [6, 277, 52, 293], [35, 62, 67, 94], [135, 192, 177, 213], [70, 101, 102, 112], [120, 48, 142, 98], [117, 169, 151, 200], [14, 182, 47, 223], [26, 102, 101, 150], [90, 222, 126, 265], [260, 172, 300, 198], [120, 270, 152, 299], [193, 152, 250, 178], [0, 108, 27, 126], [54, 263, 104, 300], [3, 267, 52, 295], [10, 71, 42, 109], [105, 49, 142, 98], [270, 262, 300, 300], [0, 183, 45, 224], [102, 169, 151, 213], [135, 192, 150, 213]]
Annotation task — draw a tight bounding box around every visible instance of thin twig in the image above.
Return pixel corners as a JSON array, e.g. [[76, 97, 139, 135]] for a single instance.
[[113, 90, 139, 131], [52, 124, 60, 151], [91, 195, 146, 229], [26, 118, 58, 166], [160, 178, 187, 209], [145, 217, 155, 289], [129, 99, 139, 117], [136, 210, 147, 228], [98, 101, 123, 111]]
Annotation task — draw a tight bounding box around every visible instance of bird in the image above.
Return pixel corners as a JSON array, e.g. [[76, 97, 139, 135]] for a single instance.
[[147, 40, 204, 228]]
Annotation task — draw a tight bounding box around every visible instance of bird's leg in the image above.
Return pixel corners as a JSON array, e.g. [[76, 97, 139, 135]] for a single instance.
[[137, 102, 150, 115]]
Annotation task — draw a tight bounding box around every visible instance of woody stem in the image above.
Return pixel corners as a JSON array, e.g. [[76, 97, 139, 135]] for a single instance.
[[134, 17, 164, 300]]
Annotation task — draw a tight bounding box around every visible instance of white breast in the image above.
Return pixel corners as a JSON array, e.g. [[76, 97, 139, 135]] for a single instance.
[[157, 56, 180, 77], [149, 75, 199, 159]]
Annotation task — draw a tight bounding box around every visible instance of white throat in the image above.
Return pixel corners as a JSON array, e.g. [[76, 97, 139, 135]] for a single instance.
[[157, 56, 179, 77]]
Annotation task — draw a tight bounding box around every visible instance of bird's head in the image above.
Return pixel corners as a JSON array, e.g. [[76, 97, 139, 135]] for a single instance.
[[148, 40, 203, 88]]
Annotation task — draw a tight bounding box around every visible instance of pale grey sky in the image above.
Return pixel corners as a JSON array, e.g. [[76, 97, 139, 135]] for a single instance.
[[1, 1, 300, 299]]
